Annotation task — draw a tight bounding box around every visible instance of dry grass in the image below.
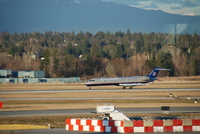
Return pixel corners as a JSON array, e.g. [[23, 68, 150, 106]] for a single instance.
[[1, 99, 200, 111], [1, 91, 200, 99], [158, 76, 200, 82]]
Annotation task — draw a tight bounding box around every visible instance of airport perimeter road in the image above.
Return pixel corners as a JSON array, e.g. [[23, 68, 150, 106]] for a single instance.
[[1, 128, 200, 134], [1, 107, 200, 117], [0, 88, 200, 94]]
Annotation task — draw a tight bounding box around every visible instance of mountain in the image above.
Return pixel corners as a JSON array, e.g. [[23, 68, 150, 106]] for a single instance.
[[0, 0, 200, 34]]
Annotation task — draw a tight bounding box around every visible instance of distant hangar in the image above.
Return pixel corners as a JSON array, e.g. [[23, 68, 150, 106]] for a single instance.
[[0, 69, 80, 83], [12, 70, 44, 78], [0, 69, 44, 78]]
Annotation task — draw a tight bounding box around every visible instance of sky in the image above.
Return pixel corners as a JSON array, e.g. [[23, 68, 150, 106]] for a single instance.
[[101, 0, 200, 16]]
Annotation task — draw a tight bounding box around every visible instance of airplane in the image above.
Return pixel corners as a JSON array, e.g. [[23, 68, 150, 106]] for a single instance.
[[85, 67, 170, 89]]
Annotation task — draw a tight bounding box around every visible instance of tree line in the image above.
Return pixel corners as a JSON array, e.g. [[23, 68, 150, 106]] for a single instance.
[[0, 29, 199, 79]]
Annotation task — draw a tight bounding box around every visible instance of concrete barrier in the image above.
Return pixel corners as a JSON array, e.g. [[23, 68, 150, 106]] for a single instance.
[[66, 118, 200, 133]]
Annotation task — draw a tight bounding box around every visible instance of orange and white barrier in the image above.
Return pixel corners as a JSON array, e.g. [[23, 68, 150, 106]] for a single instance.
[[66, 118, 200, 133]]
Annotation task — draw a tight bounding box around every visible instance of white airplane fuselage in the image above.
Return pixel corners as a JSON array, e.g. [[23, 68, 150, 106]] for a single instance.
[[85, 67, 169, 89], [85, 76, 153, 86]]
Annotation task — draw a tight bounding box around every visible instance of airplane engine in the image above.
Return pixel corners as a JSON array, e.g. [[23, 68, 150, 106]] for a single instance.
[[141, 76, 150, 81]]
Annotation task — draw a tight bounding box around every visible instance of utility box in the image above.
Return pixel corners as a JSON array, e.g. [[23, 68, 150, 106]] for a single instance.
[[161, 106, 170, 114]]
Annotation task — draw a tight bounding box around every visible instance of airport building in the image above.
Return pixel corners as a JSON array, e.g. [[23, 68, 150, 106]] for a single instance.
[[12, 71, 44, 78], [0, 69, 12, 78], [0, 69, 80, 83]]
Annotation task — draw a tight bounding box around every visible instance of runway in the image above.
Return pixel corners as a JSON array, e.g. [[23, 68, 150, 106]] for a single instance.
[[1, 107, 200, 117], [1, 88, 200, 94]]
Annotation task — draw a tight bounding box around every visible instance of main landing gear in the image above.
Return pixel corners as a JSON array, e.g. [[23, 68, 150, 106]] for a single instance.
[[122, 86, 133, 89]]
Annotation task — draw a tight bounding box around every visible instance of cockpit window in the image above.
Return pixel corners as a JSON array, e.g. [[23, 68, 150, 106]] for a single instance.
[[89, 79, 95, 82]]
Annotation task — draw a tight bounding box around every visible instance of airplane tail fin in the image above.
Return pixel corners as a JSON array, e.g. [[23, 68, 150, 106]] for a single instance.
[[148, 67, 170, 78]]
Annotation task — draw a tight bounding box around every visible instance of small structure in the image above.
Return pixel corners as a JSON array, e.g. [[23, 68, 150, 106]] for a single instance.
[[161, 106, 170, 114], [96, 103, 130, 121]]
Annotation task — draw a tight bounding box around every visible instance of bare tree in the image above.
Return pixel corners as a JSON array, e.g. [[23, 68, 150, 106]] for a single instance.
[[105, 62, 116, 77]]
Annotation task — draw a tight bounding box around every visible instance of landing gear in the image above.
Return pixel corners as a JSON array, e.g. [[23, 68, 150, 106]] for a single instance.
[[123, 86, 126, 89]]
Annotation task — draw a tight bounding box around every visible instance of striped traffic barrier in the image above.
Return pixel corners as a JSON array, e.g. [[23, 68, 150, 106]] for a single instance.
[[66, 118, 200, 133]]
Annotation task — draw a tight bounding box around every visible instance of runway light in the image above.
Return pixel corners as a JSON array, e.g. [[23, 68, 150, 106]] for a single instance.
[[194, 98, 198, 103], [169, 93, 172, 97]]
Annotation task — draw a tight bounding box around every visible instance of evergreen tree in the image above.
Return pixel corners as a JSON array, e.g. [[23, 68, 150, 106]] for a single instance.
[[157, 51, 174, 76], [7, 44, 17, 56], [41, 49, 50, 71], [64, 54, 76, 76], [84, 56, 95, 75], [66, 42, 74, 55], [191, 57, 199, 75]]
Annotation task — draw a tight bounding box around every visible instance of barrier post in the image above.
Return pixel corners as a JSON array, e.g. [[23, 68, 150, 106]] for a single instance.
[[0, 102, 2, 108]]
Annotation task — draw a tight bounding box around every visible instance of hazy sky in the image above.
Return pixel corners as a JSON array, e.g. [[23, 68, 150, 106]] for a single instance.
[[102, 0, 200, 16]]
